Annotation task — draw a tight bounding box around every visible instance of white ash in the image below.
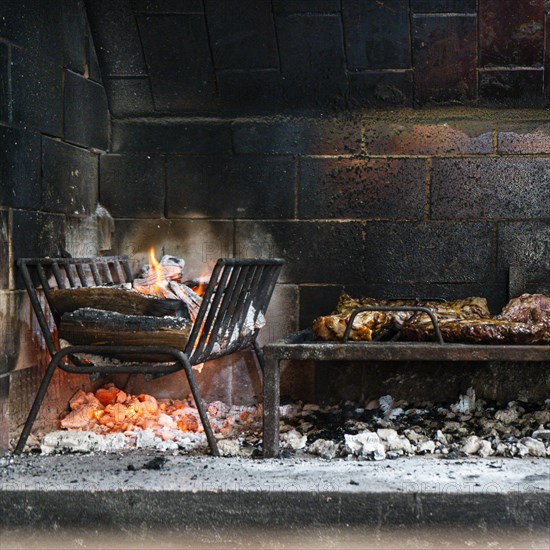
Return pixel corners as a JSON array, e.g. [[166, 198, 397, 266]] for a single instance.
[[345, 431, 386, 461], [281, 429, 307, 450], [451, 387, 476, 414], [307, 439, 339, 460]]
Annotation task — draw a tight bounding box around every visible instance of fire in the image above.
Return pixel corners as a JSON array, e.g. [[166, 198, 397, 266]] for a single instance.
[[58, 384, 258, 440], [148, 247, 164, 294]]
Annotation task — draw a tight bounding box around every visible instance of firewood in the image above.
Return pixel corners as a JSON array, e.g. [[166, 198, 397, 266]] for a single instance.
[[60, 308, 191, 357], [49, 287, 188, 318], [168, 281, 202, 321]]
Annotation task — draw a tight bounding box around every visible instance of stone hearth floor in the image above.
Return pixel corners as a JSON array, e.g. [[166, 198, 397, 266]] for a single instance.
[[0, 453, 548, 530]]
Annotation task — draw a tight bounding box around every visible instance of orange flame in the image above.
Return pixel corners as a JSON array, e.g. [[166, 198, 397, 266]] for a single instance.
[[149, 247, 164, 293]]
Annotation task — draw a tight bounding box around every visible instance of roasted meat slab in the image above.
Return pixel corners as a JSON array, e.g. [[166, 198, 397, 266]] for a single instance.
[[313, 292, 550, 345]]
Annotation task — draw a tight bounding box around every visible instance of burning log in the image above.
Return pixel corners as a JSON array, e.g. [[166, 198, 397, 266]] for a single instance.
[[59, 308, 192, 350], [49, 287, 188, 318]]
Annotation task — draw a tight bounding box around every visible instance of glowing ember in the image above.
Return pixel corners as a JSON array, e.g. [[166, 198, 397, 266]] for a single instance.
[[59, 384, 258, 441]]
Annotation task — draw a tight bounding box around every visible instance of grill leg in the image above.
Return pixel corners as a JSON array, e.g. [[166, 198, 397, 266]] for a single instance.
[[14, 355, 60, 454], [252, 339, 266, 373], [179, 355, 219, 457], [262, 355, 280, 458]]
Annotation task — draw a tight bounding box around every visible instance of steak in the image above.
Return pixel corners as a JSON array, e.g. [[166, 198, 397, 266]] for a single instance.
[[313, 294, 490, 341], [497, 293, 550, 323]]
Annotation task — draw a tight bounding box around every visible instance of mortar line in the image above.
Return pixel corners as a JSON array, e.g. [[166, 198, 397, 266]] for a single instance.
[[202, 0, 220, 95], [132, 10, 158, 112], [424, 157, 432, 220], [8, 208, 14, 289], [270, 0, 283, 72], [294, 157, 300, 220], [492, 129, 498, 154]]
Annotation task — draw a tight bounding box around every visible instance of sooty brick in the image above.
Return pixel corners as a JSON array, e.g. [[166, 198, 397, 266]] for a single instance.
[[235, 221, 367, 284], [166, 156, 294, 219], [131, 0, 204, 12], [497, 122, 550, 154], [362, 221, 494, 284], [273, 1, 341, 13], [64, 71, 109, 150], [0, 212, 8, 288], [42, 139, 99, 216], [11, 211, 66, 271], [217, 70, 283, 111], [112, 120, 233, 153], [63, 0, 87, 73], [205, 0, 278, 69], [497, 221, 550, 283], [343, 0, 411, 69], [412, 15, 477, 104], [348, 71, 413, 108], [479, 0, 545, 67], [86, 0, 147, 75], [87, 30, 102, 83], [276, 14, 347, 109], [299, 158, 425, 220], [431, 157, 550, 220], [104, 77, 155, 117], [0, 43, 9, 124], [545, 10, 550, 98], [363, 119, 493, 155], [100, 154, 165, 217], [479, 70, 544, 107], [411, 0, 476, 12], [0, 127, 41, 209], [137, 14, 217, 111], [233, 117, 362, 155], [11, 49, 63, 136]]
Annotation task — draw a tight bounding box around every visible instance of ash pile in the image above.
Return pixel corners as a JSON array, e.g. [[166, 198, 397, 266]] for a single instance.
[[280, 389, 550, 460]]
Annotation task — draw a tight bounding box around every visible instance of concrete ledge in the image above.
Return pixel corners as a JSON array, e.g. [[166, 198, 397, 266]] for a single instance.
[[0, 454, 548, 528]]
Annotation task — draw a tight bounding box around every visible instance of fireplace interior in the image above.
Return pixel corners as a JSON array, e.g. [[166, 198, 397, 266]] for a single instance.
[[0, 0, 549, 457]]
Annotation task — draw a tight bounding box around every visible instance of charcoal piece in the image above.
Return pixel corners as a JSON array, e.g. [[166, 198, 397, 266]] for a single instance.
[[498, 293, 550, 323]]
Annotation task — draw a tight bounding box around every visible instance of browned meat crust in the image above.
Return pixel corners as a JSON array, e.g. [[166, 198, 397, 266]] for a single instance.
[[497, 293, 550, 323]]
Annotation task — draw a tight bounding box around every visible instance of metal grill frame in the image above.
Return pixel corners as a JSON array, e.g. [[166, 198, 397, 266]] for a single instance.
[[14, 255, 284, 456]]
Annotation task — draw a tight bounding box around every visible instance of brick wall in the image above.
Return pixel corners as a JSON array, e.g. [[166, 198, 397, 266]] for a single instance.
[[0, 0, 109, 451], [88, 0, 550, 113]]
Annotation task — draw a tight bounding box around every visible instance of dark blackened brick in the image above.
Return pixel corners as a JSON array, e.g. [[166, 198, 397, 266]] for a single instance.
[[11, 49, 63, 136], [479, 0, 545, 67], [363, 119, 493, 155], [112, 120, 233, 153], [0, 212, 8, 288], [497, 122, 550, 154], [217, 70, 283, 111], [87, 29, 102, 83], [343, 0, 410, 69], [64, 71, 109, 150], [63, 0, 87, 73], [299, 158, 425, 220], [137, 14, 217, 111], [104, 77, 155, 116], [235, 221, 366, 284], [131, 0, 203, 12], [86, 0, 147, 75], [42, 139, 99, 216], [232, 117, 362, 155], [11, 211, 66, 267], [362, 221, 493, 284], [545, 9, 550, 99], [0, 127, 41, 209], [497, 221, 550, 283], [479, 70, 544, 107], [166, 156, 294, 219], [0, 374, 8, 453], [348, 71, 413, 108], [0, 43, 9, 123], [277, 15, 347, 109], [205, 0, 278, 69], [273, 1, 341, 13], [431, 158, 550, 219], [411, 0, 476, 12], [412, 15, 477, 104], [100, 154, 165, 217]]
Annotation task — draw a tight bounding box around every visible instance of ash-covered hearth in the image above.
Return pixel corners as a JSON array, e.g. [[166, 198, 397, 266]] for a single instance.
[[30, 383, 550, 461]]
